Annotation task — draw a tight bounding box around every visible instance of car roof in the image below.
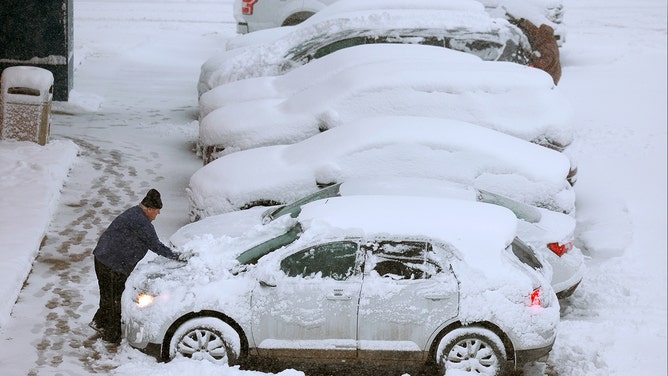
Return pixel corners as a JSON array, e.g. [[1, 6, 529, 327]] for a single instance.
[[297, 195, 518, 262], [199, 44, 571, 150], [283, 116, 570, 183], [199, 43, 480, 116]]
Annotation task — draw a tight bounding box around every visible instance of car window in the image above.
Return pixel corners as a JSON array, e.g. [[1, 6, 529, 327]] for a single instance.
[[284, 30, 359, 63], [236, 223, 303, 265], [280, 241, 359, 280], [312, 36, 367, 60], [415, 35, 448, 48], [363, 240, 441, 280], [366, 32, 446, 47]]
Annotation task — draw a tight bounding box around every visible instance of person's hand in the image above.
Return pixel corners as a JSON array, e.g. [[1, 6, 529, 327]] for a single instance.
[[178, 250, 195, 261]]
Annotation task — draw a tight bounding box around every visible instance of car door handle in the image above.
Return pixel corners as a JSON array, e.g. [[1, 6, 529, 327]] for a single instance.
[[424, 294, 448, 301], [327, 289, 352, 301]]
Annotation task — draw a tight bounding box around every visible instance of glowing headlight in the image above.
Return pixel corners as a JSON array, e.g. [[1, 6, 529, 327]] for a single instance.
[[136, 292, 156, 308]]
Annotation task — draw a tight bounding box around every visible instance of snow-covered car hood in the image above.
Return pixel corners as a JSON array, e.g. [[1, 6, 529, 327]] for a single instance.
[[169, 205, 270, 250], [129, 213, 299, 300]]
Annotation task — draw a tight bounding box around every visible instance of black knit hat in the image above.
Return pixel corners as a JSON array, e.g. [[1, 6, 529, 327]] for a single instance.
[[141, 189, 163, 209]]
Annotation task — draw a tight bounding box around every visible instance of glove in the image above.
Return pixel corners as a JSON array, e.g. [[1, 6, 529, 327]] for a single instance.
[[178, 250, 195, 261]]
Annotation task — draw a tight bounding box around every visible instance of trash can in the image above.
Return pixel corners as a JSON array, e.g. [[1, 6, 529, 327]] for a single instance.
[[0, 66, 54, 145]]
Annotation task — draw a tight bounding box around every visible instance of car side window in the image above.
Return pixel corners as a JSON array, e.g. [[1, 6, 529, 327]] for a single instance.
[[417, 36, 448, 48], [280, 241, 359, 281], [363, 240, 441, 280], [313, 37, 367, 59]]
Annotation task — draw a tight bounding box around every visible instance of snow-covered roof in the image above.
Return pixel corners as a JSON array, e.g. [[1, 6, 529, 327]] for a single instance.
[[296, 195, 518, 260], [199, 43, 480, 116], [188, 115, 574, 219], [199, 43, 572, 153]]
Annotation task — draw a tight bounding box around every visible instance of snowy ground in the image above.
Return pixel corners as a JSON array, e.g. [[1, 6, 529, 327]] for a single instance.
[[0, 0, 665, 375]]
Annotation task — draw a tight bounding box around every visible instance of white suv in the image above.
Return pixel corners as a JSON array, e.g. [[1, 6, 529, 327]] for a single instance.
[[234, 0, 337, 34]]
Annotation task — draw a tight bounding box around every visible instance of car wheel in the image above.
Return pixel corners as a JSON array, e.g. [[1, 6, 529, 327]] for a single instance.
[[168, 317, 241, 364], [436, 328, 507, 376], [282, 12, 314, 26]]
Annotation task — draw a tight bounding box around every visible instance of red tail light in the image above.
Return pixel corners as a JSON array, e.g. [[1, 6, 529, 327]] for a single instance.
[[547, 241, 573, 257], [242, 0, 258, 15], [530, 288, 542, 308]]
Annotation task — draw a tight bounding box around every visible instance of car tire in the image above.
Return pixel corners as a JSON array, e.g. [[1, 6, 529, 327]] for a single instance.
[[282, 12, 314, 26], [436, 327, 508, 376], [168, 317, 241, 364]]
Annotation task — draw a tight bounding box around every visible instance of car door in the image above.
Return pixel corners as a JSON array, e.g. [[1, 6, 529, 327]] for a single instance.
[[250, 240, 363, 360], [357, 240, 459, 362]]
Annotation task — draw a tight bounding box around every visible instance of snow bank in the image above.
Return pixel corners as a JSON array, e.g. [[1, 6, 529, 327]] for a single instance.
[[0, 139, 79, 327]]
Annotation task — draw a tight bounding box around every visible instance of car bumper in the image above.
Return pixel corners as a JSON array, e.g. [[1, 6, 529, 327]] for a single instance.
[[514, 338, 555, 367], [125, 317, 150, 349], [125, 318, 164, 360], [550, 247, 585, 297], [556, 279, 581, 299]]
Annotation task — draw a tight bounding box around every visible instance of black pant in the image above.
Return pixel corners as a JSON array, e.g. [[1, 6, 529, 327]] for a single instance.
[[92, 257, 128, 342]]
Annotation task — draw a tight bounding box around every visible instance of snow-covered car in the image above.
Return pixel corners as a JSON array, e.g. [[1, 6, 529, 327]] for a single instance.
[[198, 44, 573, 164], [123, 195, 560, 375], [233, 0, 336, 34], [199, 0, 532, 96], [187, 115, 576, 221], [233, 0, 565, 45], [177, 177, 584, 298]]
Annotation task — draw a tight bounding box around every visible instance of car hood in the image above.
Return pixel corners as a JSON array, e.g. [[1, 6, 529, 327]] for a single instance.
[[132, 211, 298, 295], [169, 205, 269, 250]]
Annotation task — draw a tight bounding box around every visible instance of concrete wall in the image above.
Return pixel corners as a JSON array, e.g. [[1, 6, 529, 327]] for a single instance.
[[0, 0, 73, 101]]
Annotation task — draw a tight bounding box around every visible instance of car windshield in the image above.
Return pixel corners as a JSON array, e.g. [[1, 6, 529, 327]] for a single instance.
[[510, 237, 544, 270], [477, 189, 542, 223], [262, 183, 342, 223], [236, 223, 303, 265], [286, 27, 525, 64], [285, 29, 368, 62]]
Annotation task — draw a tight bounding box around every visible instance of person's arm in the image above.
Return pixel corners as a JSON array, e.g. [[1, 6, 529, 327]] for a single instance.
[[138, 220, 180, 260]]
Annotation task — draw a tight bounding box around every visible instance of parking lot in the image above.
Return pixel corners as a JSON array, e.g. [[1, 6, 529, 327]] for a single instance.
[[0, 0, 665, 375]]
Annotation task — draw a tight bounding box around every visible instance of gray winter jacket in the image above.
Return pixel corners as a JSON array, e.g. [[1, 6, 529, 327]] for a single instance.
[[93, 205, 179, 275]]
